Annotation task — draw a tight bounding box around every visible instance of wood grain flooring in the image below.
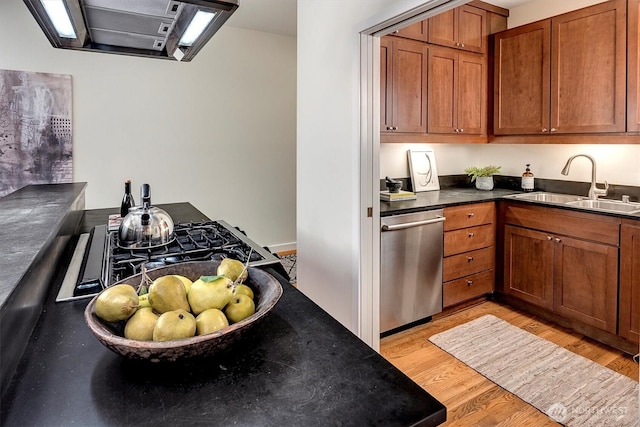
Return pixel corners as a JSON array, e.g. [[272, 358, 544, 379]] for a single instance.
[[379, 300, 639, 426]]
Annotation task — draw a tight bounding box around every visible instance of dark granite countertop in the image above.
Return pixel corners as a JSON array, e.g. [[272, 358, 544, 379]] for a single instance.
[[1, 203, 446, 426], [381, 187, 640, 220], [0, 183, 86, 308], [381, 188, 519, 217]]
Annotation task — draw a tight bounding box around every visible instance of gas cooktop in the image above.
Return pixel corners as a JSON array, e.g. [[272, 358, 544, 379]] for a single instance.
[[56, 220, 283, 302]]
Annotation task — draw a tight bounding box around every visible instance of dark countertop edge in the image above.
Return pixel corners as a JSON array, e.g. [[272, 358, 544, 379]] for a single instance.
[[380, 188, 640, 220], [0, 183, 87, 397]]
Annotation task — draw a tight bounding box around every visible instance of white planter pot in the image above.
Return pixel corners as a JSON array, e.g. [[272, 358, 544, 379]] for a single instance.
[[475, 176, 494, 191]]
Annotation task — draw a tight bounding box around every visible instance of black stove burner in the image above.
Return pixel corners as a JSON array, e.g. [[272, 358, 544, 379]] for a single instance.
[[106, 221, 275, 284]]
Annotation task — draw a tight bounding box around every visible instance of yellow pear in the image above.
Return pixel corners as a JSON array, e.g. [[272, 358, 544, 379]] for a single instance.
[[187, 276, 234, 315], [148, 275, 190, 314], [138, 294, 151, 308], [171, 275, 193, 294], [95, 284, 138, 322], [217, 258, 248, 283], [224, 294, 255, 324], [195, 308, 229, 335], [153, 309, 196, 342], [124, 307, 159, 341], [234, 284, 254, 300]]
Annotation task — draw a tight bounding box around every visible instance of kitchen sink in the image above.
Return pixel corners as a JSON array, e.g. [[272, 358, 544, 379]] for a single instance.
[[508, 192, 585, 204], [566, 199, 640, 214]]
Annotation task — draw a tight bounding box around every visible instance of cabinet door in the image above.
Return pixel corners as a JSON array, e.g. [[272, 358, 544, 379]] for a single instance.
[[553, 235, 618, 334], [493, 21, 551, 135], [458, 51, 486, 135], [381, 38, 428, 133], [457, 5, 486, 53], [427, 47, 456, 134], [380, 37, 393, 133], [620, 224, 640, 343], [428, 5, 486, 53], [551, 0, 626, 133], [393, 19, 428, 42], [504, 225, 554, 310], [628, 0, 640, 133]]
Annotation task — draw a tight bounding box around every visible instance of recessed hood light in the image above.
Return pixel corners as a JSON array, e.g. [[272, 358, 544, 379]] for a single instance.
[[24, 0, 239, 62]]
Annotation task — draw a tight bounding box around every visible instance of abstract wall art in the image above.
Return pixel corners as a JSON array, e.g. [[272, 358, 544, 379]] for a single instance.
[[0, 69, 73, 197]]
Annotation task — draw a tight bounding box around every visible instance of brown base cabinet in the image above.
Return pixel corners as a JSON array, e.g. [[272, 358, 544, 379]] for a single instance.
[[502, 204, 620, 335], [443, 202, 495, 307], [619, 221, 640, 344]]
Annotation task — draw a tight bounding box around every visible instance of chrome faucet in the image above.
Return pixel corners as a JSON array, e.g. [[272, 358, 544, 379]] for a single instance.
[[560, 154, 608, 200]]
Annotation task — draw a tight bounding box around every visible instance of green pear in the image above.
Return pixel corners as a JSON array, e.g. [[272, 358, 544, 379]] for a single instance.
[[217, 258, 248, 283], [124, 307, 159, 341], [148, 275, 190, 314], [187, 275, 234, 315], [195, 308, 229, 335], [152, 309, 196, 342], [234, 283, 254, 300], [224, 294, 255, 324], [95, 284, 139, 322]]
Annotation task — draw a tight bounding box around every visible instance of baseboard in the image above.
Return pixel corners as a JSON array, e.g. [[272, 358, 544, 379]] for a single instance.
[[268, 242, 296, 255]]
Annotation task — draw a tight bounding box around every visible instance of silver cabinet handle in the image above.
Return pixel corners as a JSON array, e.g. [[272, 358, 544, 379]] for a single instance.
[[381, 216, 446, 231], [550, 128, 557, 132], [542, 128, 548, 132], [555, 237, 561, 243], [467, 280, 473, 286], [468, 212, 474, 218], [547, 236, 552, 240], [468, 232, 474, 238], [467, 256, 474, 262]]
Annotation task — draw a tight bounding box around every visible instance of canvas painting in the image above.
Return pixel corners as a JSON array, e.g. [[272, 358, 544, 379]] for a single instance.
[[0, 70, 73, 197]]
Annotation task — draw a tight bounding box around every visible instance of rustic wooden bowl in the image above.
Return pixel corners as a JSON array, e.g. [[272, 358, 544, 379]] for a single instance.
[[84, 260, 283, 362]]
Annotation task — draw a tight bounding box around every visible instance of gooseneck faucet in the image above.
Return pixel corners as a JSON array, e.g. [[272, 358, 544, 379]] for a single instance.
[[560, 154, 608, 200]]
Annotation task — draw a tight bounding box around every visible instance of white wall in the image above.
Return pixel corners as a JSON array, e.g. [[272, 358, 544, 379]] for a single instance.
[[298, 0, 442, 334], [0, 2, 296, 250], [381, 144, 640, 186]]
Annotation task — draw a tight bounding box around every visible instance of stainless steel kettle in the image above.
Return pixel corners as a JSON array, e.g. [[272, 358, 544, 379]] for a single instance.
[[118, 184, 174, 248]]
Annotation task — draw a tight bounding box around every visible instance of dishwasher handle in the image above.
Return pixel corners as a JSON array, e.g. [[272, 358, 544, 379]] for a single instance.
[[381, 216, 446, 231]]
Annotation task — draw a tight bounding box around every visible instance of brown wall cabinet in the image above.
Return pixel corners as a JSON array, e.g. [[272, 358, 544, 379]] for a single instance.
[[428, 5, 487, 53], [619, 221, 640, 344], [494, 0, 627, 135], [443, 202, 495, 307], [380, 37, 428, 133], [428, 46, 487, 135], [503, 204, 620, 334], [628, 0, 640, 133], [390, 19, 428, 42]]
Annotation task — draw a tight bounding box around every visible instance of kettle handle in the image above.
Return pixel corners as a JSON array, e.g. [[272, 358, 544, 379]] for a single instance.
[[141, 183, 151, 207]]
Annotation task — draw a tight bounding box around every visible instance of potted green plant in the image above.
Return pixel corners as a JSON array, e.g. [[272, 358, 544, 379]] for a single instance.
[[464, 165, 501, 191]]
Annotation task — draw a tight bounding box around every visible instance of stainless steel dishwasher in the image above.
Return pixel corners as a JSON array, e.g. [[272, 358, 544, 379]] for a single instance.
[[380, 209, 445, 334]]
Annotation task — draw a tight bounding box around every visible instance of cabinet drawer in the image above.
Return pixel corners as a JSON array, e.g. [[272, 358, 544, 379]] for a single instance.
[[444, 223, 495, 256], [444, 246, 494, 282], [504, 203, 620, 246], [443, 270, 494, 307], [444, 202, 495, 231]]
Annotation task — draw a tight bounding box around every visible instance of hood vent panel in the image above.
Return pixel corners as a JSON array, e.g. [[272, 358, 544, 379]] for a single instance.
[[24, 0, 239, 62]]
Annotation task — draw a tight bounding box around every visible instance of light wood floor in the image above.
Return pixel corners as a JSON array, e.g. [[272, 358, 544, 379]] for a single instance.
[[380, 300, 639, 427]]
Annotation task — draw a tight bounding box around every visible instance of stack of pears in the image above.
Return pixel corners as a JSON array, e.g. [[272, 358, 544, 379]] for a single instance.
[[93, 258, 257, 342]]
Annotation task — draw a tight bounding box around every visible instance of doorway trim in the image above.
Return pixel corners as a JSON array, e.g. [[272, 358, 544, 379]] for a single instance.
[[358, 0, 471, 350]]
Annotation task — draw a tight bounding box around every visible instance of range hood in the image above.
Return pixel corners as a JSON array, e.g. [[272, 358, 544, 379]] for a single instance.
[[24, 0, 239, 62]]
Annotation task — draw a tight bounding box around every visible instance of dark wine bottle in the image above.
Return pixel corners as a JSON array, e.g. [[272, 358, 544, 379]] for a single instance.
[[120, 180, 135, 217]]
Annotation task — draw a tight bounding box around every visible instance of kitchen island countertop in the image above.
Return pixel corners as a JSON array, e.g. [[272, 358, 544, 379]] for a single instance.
[[1, 200, 446, 427]]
